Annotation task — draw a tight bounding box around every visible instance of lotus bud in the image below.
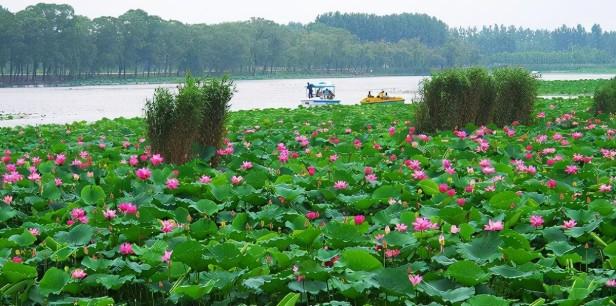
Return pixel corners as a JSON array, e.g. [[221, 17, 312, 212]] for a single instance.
[[384, 226, 391, 235]]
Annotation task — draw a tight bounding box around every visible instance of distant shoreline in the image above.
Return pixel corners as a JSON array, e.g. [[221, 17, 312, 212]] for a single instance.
[[1, 67, 615, 89]]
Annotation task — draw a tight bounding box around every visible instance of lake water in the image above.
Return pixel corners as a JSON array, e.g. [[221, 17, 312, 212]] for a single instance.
[[0, 73, 613, 127]]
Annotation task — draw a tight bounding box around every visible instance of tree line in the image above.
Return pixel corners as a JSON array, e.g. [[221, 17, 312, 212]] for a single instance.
[[1, 4, 616, 85]]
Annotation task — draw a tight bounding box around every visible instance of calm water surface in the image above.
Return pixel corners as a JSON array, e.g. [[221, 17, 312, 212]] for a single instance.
[[0, 73, 613, 127]]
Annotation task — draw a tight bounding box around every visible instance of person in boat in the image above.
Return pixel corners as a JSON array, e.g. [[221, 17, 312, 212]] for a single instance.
[[367, 91, 373, 98], [307, 82, 314, 98], [323, 88, 334, 99], [316, 88, 322, 98], [377, 90, 385, 98]]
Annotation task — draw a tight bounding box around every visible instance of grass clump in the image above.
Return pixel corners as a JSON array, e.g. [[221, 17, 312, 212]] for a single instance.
[[416, 67, 537, 132], [593, 77, 616, 114], [144, 76, 234, 164]]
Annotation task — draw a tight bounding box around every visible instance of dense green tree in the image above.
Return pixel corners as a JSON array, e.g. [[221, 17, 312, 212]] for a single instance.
[[1, 4, 616, 85]]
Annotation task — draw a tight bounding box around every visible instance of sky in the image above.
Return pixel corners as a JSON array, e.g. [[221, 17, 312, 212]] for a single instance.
[[3, 0, 616, 31]]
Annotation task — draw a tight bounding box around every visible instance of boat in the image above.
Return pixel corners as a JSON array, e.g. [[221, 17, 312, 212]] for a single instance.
[[360, 90, 405, 105], [301, 81, 341, 106], [531, 71, 542, 79]]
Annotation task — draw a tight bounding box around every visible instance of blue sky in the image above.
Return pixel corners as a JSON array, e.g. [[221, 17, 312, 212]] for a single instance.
[[3, 0, 615, 30]]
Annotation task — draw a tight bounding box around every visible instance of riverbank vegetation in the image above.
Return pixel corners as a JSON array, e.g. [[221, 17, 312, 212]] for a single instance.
[[0, 94, 615, 304], [1, 4, 616, 86]]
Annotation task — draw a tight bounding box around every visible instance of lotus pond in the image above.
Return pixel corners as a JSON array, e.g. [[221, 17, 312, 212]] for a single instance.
[[0, 97, 615, 305]]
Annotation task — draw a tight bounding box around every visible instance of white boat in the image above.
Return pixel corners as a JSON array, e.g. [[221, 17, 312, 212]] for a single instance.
[[301, 81, 341, 106]]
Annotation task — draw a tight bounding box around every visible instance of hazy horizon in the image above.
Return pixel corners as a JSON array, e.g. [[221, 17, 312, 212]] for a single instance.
[[3, 0, 616, 31]]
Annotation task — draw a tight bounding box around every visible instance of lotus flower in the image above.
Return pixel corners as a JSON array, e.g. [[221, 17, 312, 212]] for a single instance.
[[408, 274, 423, 286], [165, 178, 179, 190], [333, 181, 348, 190], [161, 220, 176, 233], [562, 219, 577, 229], [71, 269, 87, 279], [564, 165, 578, 175], [306, 211, 319, 220], [484, 219, 504, 231], [599, 184, 612, 192], [3, 195, 13, 205], [354, 215, 365, 225], [530, 215, 544, 228], [199, 175, 212, 184], [119, 242, 134, 255], [231, 176, 243, 185], [150, 154, 164, 166], [55, 154, 66, 165], [162, 250, 173, 263], [118, 202, 137, 215], [103, 209, 117, 220], [307, 166, 316, 176], [135, 168, 152, 180], [413, 217, 436, 232]]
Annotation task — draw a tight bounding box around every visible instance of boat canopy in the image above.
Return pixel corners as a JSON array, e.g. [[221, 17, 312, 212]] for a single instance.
[[308, 81, 335, 89]]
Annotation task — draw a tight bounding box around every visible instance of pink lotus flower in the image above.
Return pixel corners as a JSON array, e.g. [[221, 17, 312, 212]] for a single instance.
[[199, 175, 212, 184], [354, 215, 365, 225], [329, 154, 338, 162], [572, 132, 583, 140], [135, 168, 151, 180], [162, 250, 173, 263], [412, 170, 427, 180], [438, 184, 449, 193], [479, 159, 492, 168], [71, 208, 86, 220], [165, 178, 179, 190], [456, 198, 466, 206], [365, 174, 377, 183], [240, 161, 253, 170], [150, 154, 164, 166], [408, 273, 423, 286], [484, 219, 504, 231], [530, 215, 544, 228], [607, 279, 616, 288], [103, 209, 117, 220], [385, 249, 400, 258], [306, 211, 319, 220], [413, 217, 435, 232], [28, 228, 40, 236], [450, 225, 460, 234], [161, 220, 176, 233], [118, 202, 137, 215], [406, 160, 421, 170], [599, 184, 612, 192], [3, 195, 13, 205], [565, 165, 578, 175], [129, 155, 139, 166], [333, 181, 348, 190], [307, 166, 316, 176], [562, 219, 577, 229], [79, 151, 89, 159], [28, 172, 41, 182], [231, 176, 243, 185], [71, 268, 87, 279], [395, 223, 408, 232], [388, 127, 396, 136], [55, 154, 66, 166], [481, 167, 496, 175], [12, 256, 22, 263], [546, 179, 557, 189], [119, 242, 134, 255]]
